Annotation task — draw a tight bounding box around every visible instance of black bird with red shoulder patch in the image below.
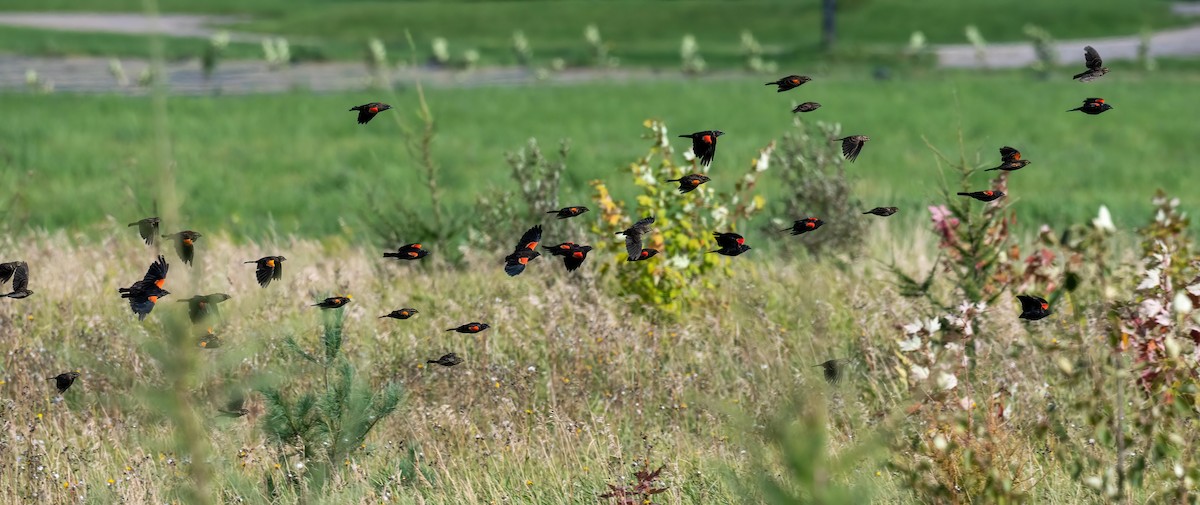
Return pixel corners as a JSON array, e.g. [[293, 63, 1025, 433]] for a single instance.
[[628, 248, 659, 262], [163, 231, 202, 266], [1067, 97, 1112, 115], [128, 217, 159, 245], [666, 174, 711, 194], [447, 322, 490, 334], [547, 206, 589, 219], [384, 243, 429, 261], [782, 217, 824, 235], [313, 296, 352, 309], [178, 293, 231, 324], [560, 244, 593, 271], [381, 308, 418, 320], [679, 130, 723, 167], [957, 190, 1005, 202], [118, 255, 170, 320], [1017, 295, 1052, 320], [349, 102, 392, 124], [504, 225, 542, 276], [986, 147, 1031, 172], [766, 75, 811, 92], [246, 256, 286, 288], [547, 242, 576, 257], [710, 232, 751, 256]]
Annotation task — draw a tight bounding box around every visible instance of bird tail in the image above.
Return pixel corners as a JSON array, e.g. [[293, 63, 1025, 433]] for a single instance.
[[665, 178, 680, 182], [780, 227, 793, 232], [677, 134, 691, 138], [1066, 107, 1082, 112], [545, 210, 558, 214], [244, 260, 257, 264], [383, 253, 400, 258], [1071, 71, 1087, 80], [426, 359, 437, 364], [127, 222, 138, 227], [984, 167, 1000, 171], [956, 192, 970, 196], [764, 81, 777, 86]]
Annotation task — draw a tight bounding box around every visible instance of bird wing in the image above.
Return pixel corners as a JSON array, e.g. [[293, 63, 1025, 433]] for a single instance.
[[256, 262, 274, 287], [841, 137, 865, 162], [143, 256, 169, 285], [515, 225, 542, 252], [999, 146, 1020, 162], [1084, 46, 1103, 70], [11, 262, 28, 291], [0, 262, 14, 284]]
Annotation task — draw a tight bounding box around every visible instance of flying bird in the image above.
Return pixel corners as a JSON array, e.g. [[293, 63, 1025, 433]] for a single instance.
[[765, 75, 811, 92], [628, 249, 660, 262], [218, 391, 249, 417], [0, 261, 32, 299], [781, 218, 824, 235], [197, 328, 222, 349], [679, 130, 724, 167], [835, 135, 870, 162], [349, 102, 392, 124], [546, 206, 589, 219], [313, 296, 352, 309], [380, 308, 418, 320], [1072, 46, 1109, 82], [427, 353, 463, 367], [546, 242, 577, 257], [163, 231, 202, 266], [246, 256, 286, 287], [559, 244, 593, 271], [177, 293, 231, 324], [1017, 295, 1052, 320], [710, 232, 751, 256], [986, 147, 1031, 172], [118, 255, 170, 320], [815, 359, 845, 384], [793, 102, 821, 113], [47, 372, 80, 394], [617, 217, 655, 261], [957, 190, 1006, 202], [384, 243, 429, 260], [1067, 97, 1112, 115], [503, 225, 542, 276], [128, 217, 160, 245], [665, 174, 711, 194], [863, 207, 898, 217], [446, 322, 490, 334]]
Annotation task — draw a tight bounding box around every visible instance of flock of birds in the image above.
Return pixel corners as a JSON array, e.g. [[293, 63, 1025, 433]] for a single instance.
[[1, 46, 1113, 396]]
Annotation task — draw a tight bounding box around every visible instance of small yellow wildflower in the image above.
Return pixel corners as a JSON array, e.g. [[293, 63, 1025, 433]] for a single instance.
[[525, 480, 533, 486], [107, 479, 115, 486], [62, 481, 69, 489], [562, 377, 570, 384], [36, 413, 43, 419]]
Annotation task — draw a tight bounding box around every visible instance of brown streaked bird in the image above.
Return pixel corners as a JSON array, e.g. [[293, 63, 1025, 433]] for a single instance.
[[547, 206, 589, 219], [128, 217, 160, 245], [986, 146, 1031, 172], [446, 322, 490, 334], [218, 391, 249, 417], [427, 353, 463, 367], [118, 255, 170, 320], [665, 174, 711, 194], [616, 216, 655, 260], [246, 256, 286, 287], [627, 248, 659, 262], [47, 371, 80, 394], [781, 217, 824, 235], [380, 308, 418, 320], [679, 130, 724, 167], [815, 359, 845, 384], [835, 135, 870, 162], [1017, 295, 1052, 321], [163, 231, 202, 266], [765, 74, 811, 92], [1, 261, 33, 299], [313, 296, 352, 309], [1072, 46, 1109, 82], [1067, 97, 1112, 115], [177, 293, 231, 324], [793, 102, 821, 113], [957, 190, 1005, 202], [197, 328, 222, 349], [504, 225, 542, 277], [349, 102, 392, 124], [863, 207, 898, 217], [561, 244, 593, 272], [710, 232, 751, 256]]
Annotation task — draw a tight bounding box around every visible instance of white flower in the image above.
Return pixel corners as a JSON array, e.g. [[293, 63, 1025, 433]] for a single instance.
[[1174, 291, 1194, 315], [1139, 299, 1164, 318], [640, 169, 658, 185], [710, 205, 729, 224], [898, 335, 922, 352], [903, 320, 923, 335], [910, 364, 930, 381], [668, 254, 690, 269], [937, 372, 958, 391], [755, 151, 771, 172], [1092, 205, 1115, 232], [924, 318, 942, 333], [1137, 268, 1161, 291]]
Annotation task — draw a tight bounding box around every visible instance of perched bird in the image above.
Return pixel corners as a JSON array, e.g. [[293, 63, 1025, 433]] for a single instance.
[[197, 328, 222, 349], [47, 372, 80, 394], [128, 217, 160, 245], [560, 244, 593, 272], [446, 322, 490, 334], [384, 243, 429, 261], [349, 102, 392, 124], [313, 296, 352, 309], [427, 353, 463, 367], [665, 174, 711, 194], [177, 293, 231, 324], [986, 146, 1031, 172], [765, 75, 811, 92], [163, 231, 202, 266], [244, 256, 286, 287], [617, 217, 655, 261], [679, 130, 724, 167], [0, 261, 32, 299], [814, 359, 845, 384], [711, 232, 751, 256], [546, 242, 577, 257], [863, 207, 898, 217], [1072, 46, 1109, 82], [1017, 295, 1052, 321], [118, 255, 170, 320], [628, 248, 659, 262], [957, 190, 1005, 202], [380, 308, 418, 320], [793, 102, 821, 113], [218, 391, 249, 417], [504, 225, 543, 276], [781, 218, 824, 235], [546, 206, 589, 219], [835, 135, 870, 162], [1067, 97, 1112, 115]]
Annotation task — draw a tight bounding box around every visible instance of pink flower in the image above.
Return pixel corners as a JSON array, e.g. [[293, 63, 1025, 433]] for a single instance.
[[929, 205, 960, 245]]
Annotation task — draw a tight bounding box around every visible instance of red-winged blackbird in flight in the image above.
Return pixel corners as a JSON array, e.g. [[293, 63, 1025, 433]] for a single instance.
[[665, 174, 711, 194], [128, 217, 160, 245], [384, 243, 429, 260], [710, 232, 751, 256], [197, 328, 222, 349], [547, 206, 589, 219], [835, 135, 870, 162], [380, 308, 418, 319], [781, 217, 824, 235], [546, 242, 577, 256], [815, 359, 845, 384], [628, 248, 659, 262], [1073, 46, 1109, 82], [1067, 97, 1112, 115], [679, 130, 724, 167], [793, 102, 821, 113], [1017, 295, 1052, 320], [313, 296, 352, 309], [218, 391, 248, 417], [48, 372, 80, 394], [246, 256, 286, 287], [957, 190, 1005, 202], [118, 255, 170, 320], [617, 216, 655, 260], [1, 261, 32, 299], [163, 231, 202, 266], [427, 353, 463, 367], [349, 102, 392, 124], [765, 75, 811, 92], [863, 207, 898, 217], [504, 225, 542, 277], [446, 322, 490, 333], [986, 146, 1031, 172], [560, 244, 593, 271], [177, 293, 231, 324]]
